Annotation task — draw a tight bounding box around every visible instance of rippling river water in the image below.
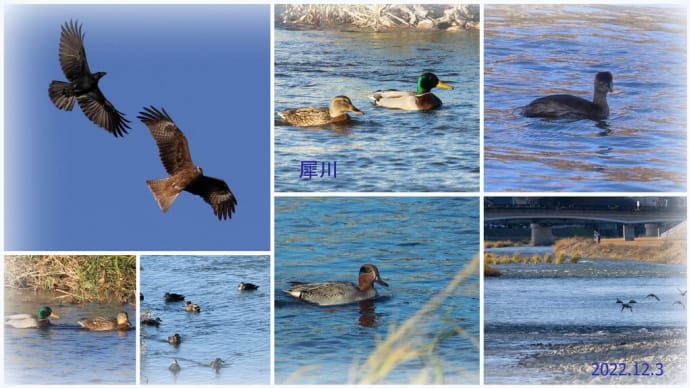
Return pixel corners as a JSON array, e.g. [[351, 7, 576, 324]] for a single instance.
[[275, 197, 479, 384], [275, 26, 479, 192], [484, 5, 686, 192], [485, 256, 687, 384]]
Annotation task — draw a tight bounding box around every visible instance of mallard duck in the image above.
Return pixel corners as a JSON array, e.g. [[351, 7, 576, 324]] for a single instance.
[[164, 292, 185, 302], [185, 301, 201, 312], [370, 72, 453, 111], [209, 358, 225, 371], [5, 306, 60, 328], [78, 311, 131, 331], [238, 282, 259, 291], [278, 95, 363, 127], [168, 333, 182, 345], [169, 359, 181, 374]]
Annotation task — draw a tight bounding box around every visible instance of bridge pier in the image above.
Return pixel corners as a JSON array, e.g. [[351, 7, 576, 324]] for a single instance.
[[530, 223, 553, 246], [623, 224, 636, 241], [644, 223, 660, 238]]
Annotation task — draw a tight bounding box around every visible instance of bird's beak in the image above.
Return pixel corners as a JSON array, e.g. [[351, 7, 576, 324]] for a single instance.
[[50, 312, 60, 319], [349, 105, 364, 115], [437, 81, 454, 90]]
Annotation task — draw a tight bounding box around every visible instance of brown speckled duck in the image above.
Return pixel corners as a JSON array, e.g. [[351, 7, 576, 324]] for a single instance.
[[278, 95, 363, 127], [78, 312, 131, 331], [185, 301, 201, 312]]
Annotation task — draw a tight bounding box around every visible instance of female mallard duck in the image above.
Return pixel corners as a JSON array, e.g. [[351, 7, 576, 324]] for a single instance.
[[185, 301, 201, 312], [370, 72, 454, 111], [168, 333, 182, 345], [78, 311, 131, 331], [278, 95, 363, 127], [5, 306, 60, 328], [238, 282, 259, 291]]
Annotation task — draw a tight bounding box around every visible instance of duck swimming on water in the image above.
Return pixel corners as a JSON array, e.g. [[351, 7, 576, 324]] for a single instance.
[[5, 306, 60, 328], [522, 71, 613, 120], [370, 72, 453, 111], [78, 312, 131, 331], [278, 96, 363, 127], [284, 264, 388, 306], [238, 282, 259, 291]]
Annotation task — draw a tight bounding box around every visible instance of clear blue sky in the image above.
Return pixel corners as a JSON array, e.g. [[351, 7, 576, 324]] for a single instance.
[[4, 5, 270, 250]]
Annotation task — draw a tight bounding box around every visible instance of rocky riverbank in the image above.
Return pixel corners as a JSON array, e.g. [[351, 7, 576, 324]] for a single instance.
[[276, 4, 479, 31]]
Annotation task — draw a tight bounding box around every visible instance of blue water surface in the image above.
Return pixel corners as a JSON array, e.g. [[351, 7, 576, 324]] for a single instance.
[[275, 197, 479, 384], [275, 26, 480, 192], [484, 5, 686, 191], [485, 255, 687, 384], [4, 295, 135, 384], [139, 255, 270, 385]]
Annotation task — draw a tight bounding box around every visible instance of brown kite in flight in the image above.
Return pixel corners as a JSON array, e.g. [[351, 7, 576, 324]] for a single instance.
[[138, 106, 237, 220], [48, 20, 130, 137]]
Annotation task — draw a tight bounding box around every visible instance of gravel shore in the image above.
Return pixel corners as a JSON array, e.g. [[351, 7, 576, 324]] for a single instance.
[[518, 329, 687, 384]]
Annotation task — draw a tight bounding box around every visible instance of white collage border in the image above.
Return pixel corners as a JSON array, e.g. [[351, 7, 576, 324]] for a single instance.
[[1, 0, 689, 387]]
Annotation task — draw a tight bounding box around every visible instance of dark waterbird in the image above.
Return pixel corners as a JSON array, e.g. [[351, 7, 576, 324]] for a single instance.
[[238, 282, 259, 291], [138, 106, 237, 220], [616, 298, 636, 312], [48, 20, 130, 137], [678, 288, 687, 296], [168, 333, 182, 345], [646, 293, 660, 301], [522, 71, 613, 121], [164, 292, 185, 302]]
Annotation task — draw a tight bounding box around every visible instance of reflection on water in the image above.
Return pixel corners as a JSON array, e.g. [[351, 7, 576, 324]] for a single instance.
[[485, 5, 686, 191], [4, 289, 135, 384], [275, 197, 479, 384], [275, 27, 480, 192]]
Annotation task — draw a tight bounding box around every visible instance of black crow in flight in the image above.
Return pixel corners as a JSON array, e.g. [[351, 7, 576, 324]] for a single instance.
[[49, 20, 130, 137]]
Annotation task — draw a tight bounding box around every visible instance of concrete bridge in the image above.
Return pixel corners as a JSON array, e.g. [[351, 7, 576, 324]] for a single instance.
[[485, 208, 686, 245]]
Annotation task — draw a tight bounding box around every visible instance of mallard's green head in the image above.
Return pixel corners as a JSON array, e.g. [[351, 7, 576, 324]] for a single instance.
[[417, 72, 454, 94], [37, 306, 59, 320]]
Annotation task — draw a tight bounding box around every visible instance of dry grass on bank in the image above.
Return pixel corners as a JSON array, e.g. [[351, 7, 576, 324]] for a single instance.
[[352, 256, 479, 384], [4, 255, 136, 304], [553, 237, 686, 265]]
